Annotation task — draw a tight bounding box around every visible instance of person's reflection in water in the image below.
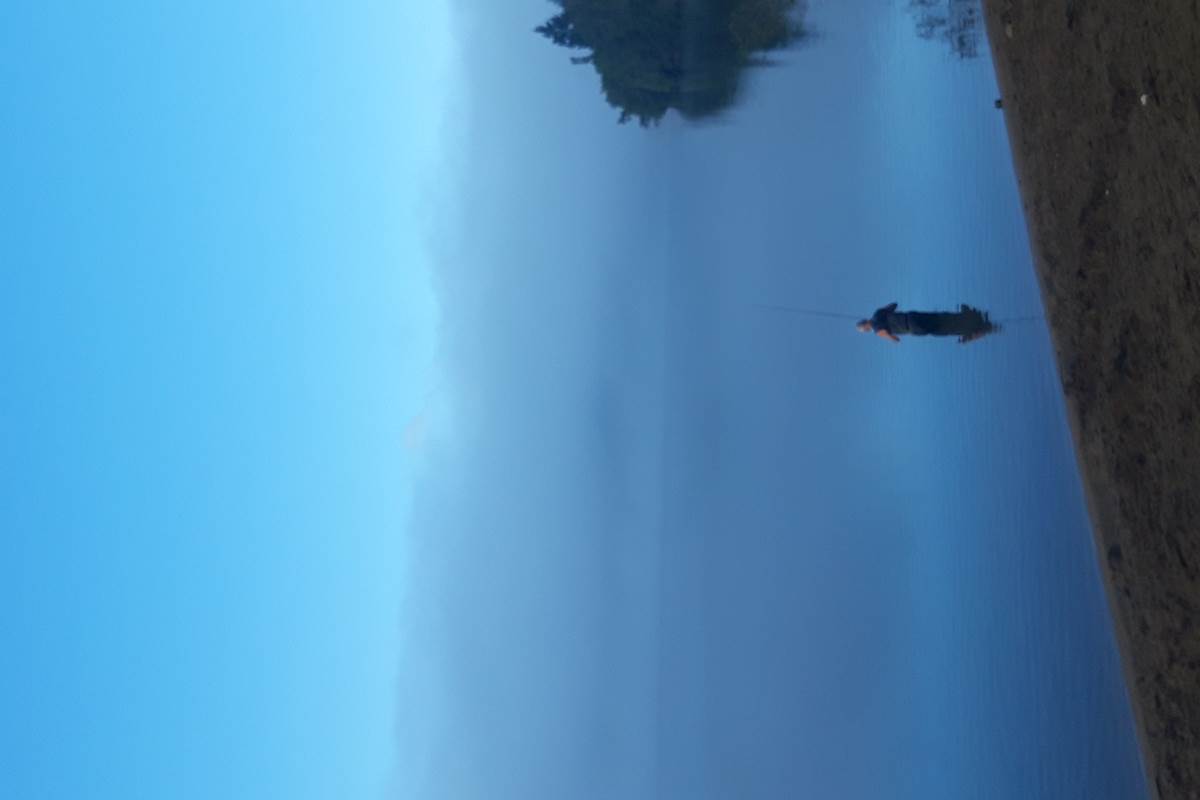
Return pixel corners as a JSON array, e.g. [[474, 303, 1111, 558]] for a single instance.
[[856, 302, 998, 344]]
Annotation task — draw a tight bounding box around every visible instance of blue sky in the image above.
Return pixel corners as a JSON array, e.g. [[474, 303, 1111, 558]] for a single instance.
[[3, 1, 1146, 798], [3, 2, 451, 798]]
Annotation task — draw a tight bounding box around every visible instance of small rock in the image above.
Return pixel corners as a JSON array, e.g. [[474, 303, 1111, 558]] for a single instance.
[[1005, 23, 1014, 38], [1139, 93, 1149, 106]]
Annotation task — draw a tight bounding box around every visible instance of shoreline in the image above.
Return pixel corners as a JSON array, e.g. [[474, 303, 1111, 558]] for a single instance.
[[982, 2, 1200, 798]]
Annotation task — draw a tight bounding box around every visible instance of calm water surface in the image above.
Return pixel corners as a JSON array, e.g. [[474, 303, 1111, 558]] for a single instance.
[[412, 1, 1149, 797], [650, 1, 1147, 797]]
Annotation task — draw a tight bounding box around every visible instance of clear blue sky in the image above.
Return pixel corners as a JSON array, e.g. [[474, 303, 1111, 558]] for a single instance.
[[3, 1, 1145, 799], [3, 2, 449, 798]]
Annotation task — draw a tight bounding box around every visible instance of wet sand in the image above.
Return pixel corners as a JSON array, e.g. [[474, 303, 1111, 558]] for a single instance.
[[982, 2, 1200, 798]]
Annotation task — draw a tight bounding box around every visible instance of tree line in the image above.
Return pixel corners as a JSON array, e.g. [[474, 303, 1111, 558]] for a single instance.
[[536, 0, 806, 125]]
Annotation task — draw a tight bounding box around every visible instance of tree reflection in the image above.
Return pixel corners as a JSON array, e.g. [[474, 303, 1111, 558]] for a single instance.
[[535, 0, 807, 126]]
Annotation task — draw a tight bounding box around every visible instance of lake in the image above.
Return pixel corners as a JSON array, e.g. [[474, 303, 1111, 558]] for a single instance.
[[400, 0, 1150, 797]]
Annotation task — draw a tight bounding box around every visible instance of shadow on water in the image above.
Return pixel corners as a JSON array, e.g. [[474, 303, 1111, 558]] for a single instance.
[[906, 0, 983, 59], [535, 0, 809, 125]]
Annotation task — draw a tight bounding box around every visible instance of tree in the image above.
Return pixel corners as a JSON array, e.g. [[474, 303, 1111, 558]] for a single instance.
[[535, 12, 586, 50], [907, 0, 982, 60], [535, 0, 806, 126]]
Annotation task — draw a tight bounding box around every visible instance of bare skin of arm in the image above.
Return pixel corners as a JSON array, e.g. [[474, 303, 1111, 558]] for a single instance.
[[877, 330, 901, 343]]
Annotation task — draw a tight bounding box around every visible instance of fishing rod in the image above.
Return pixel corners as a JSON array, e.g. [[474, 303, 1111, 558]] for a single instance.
[[752, 303, 862, 321]]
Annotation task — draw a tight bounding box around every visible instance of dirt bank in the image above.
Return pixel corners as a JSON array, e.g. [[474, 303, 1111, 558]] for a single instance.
[[982, 2, 1200, 798]]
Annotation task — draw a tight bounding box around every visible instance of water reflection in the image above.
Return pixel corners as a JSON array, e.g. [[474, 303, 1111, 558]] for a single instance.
[[907, 0, 982, 59], [535, 0, 808, 125]]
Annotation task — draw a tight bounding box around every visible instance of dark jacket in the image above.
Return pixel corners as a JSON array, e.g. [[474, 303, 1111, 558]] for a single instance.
[[870, 303, 996, 340]]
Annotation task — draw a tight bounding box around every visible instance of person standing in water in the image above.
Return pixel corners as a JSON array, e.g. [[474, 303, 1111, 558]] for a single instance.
[[856, 302, 997, 343]]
